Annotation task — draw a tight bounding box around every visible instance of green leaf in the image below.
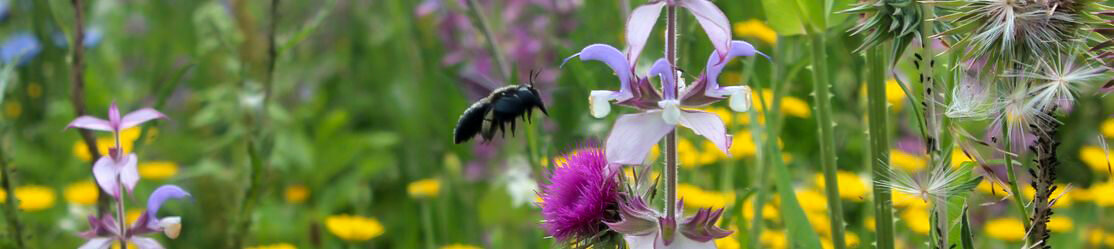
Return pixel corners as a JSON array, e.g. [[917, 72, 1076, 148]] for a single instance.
[[760, 0, 807, 36], [960, 204, 975, 249], [794, 0, 827, 31]]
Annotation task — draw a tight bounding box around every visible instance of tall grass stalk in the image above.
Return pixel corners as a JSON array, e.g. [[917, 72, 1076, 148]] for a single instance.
[[1001, 121, 1031, 229], [68, 0, 112, 215], [866, 44, 895, 249], [0, 140, 25, 248], [808, 32, 846, 249], [464, 0, 511, 82]]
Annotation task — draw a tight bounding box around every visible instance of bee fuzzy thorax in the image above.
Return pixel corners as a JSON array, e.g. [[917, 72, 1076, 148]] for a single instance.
[[454, 84, 549, 144]]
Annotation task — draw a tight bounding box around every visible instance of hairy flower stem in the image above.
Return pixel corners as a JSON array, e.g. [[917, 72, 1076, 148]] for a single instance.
[[1001, 120, 1031, 229], [0, 141, 25, 248], [664, 5, 678, 222], [809, 33, 846, 249], [866, 45, 895, 249], [1028, 109, 1060, 247], [116, 179, 127, 249], [464, 0, 511, 82], [917, 2, 949, 245], [68, 0, 111, 215]]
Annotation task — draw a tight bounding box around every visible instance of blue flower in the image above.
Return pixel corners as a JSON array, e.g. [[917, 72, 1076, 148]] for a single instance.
[[1, 33, 41, 65]]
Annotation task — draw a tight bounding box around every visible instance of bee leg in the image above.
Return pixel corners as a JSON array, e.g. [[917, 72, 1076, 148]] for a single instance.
[[510, 119, 517, 135]]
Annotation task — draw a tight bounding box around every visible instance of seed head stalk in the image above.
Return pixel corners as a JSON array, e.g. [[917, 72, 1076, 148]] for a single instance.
[[918, 2, 950, 245], [1001, 120, 1031, 229], [664, 5, 679, 221]]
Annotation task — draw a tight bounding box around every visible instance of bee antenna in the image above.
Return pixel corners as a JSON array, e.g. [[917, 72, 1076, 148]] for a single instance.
[[529, 69, 540, 86]]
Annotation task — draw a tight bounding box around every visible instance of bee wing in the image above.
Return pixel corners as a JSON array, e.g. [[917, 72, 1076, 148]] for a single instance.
[[454, 101, 491, 144]]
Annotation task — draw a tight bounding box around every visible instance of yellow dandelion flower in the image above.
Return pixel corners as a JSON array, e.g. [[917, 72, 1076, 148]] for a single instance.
[[440, 244, 482, 249], [1103, 118, 1114, 138], [1023, 185, 1072, 208], [742, 197, 779, 221], [4, 100, 20, 119], [408, 178, 441, 199], [845, 232, 861, 247], [900, 207, 931, 235], [1047, 217, 1073, 232], [984, 218, 1026, 241], [285, 184, 309, 204], [795, 189, 828, 214], [245, 243, 297, 249], [951, 149, 974, 168], [677, 184, 735, 209], [890, 149, 927, 172], [733, 20, 777, 44], [759, 230, 788, 249], [1080, 146, 1113, 172], [814, 171, 869, 201], [892, 191, 930, 209], [64, 181, 99, 206], [139, 161, 179, 180], [729, 133, 757, 157], [1091, 181, 1114, 207], [705, 107, 734, 126], [807, 212, 831, 236], [325, 214, 385, 241], [678, 138, 702, 168], [27, 83, 42, 98], [886, 79, 907, 110], [126, 209, 144, 224], [750, 90, 811, 118], [111, 242, 138, 249], [975, 180, 1008, 198], [715, 237, 741, 249], [0, 185, 56, 211], [623, 167, 660, 183], [865, 216, 875, 232], [73, 127, 142, 161]]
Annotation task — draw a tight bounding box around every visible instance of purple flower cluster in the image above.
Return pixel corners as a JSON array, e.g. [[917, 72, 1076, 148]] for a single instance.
[[539, 147, 619, 242]]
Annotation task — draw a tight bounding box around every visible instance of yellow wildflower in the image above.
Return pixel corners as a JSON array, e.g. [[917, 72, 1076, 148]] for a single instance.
[[440, 244, 482, 249], [408, 178, 441, 199], [814, 171, 869, 201], [27, 83, 42, 98], [886, 79, 907, 110], [0, 185, 55, 211], [64, 181, 99, 206], [285, 184, 309, 204], [325, 214, 385, 241], [729, 133, 757, 157], [4, 100, 20, 119], [795, 189, 828, 214], [623, 167, 660, 183], [1103, 118, 1114, 138], [975, 180, 1008, 198], [715, 237, 741, 249], [678, 138, 702, 168], [73, 127, 142, 161], [865, 216, 875, 231], [138, 161, 179, 180], [892, 189, 929, 209], [733, 20, 777, 44], [245, 243, 297, 249], [111, 242, 138, 249], [1047, 217, 1073, 233], [900, 207, 931, 235], [751, 90, 811, 118], [951, 149, 974, 168], [984, 218, 1026, 241], [821, 233, 859, 249], [1080, 146, 1113, 172], [890, 149, 927, 172], [677, 184, 735, 209], [807, 212, 832, 236], [126, 209, 144, 224], [759, 230, 788, 249], [1091, 181, 1114, 207], [742, 197, 779, 221], [705, 107, 734, 126]]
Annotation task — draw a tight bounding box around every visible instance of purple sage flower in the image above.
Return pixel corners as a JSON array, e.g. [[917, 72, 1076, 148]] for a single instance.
[[79, 185, 192, 249], [540, 147, 621, 243], [606, 197, 731, 249], [626, 0, 732, 63], [563, 40, 764, 164], [66, 102, 167, 198]]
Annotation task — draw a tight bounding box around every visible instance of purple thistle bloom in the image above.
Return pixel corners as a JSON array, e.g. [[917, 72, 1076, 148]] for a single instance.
[[540, 147, 621, 242], [563, 40, 764, 165], [79, 185, 192, 249], [66, 102, 168, 198]]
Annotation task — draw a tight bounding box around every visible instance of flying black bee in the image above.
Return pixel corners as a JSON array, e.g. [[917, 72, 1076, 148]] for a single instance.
[[454, 72, 548, 144]]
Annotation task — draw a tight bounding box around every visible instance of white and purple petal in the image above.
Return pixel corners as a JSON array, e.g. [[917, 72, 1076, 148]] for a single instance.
[[120, 108, 167, 130], [564, 44, 634, 102], [92, 157, 121, 198], [649, 59, 677, 100], [625, 1, 666, 64], [678, 111, 730, 155], [130, 237, 165, 249], [606, 111, 675, 165], [120, 153, 139, 194], [78, 238, 113, 249], [66, 116, 113, 131], [108, 102, 122, 130], [679, 0, 731, 60]]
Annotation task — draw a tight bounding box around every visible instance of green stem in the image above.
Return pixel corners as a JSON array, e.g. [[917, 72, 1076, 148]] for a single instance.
[[464, 0, 511, 82], [0, 139, 25, 248], [421, 203, 436, 249], [1001, 121, 1031, 229], [918, 2, 950, 245], [808, 33, 846, 249], [867, 44, 895, 249]]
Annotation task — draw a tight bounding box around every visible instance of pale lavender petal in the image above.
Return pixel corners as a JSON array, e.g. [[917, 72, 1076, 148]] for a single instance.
[[649, 58, 676, 100], [92, 157, 121, 198], [145, 185, 192, 221], [623, 233, 661, 249], [679, 0, 731, 60], [120, 154, 139, 194], [78, 238, 113, 249], [66, 116, 113, 131], [130, 237, 165, 249], [606, 111, 675, 165], [625, 1, 666, 63], [120, 108, 167, 130], [678, 111, 730, 154], [703, 40, 759, 93], [665, 235, 718, 249], [108, 102, 121, 129], [564, 44, 634, 102]]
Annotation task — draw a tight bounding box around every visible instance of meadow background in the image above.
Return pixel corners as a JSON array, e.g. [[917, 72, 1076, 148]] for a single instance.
[[0, 0, 1113, 248]]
